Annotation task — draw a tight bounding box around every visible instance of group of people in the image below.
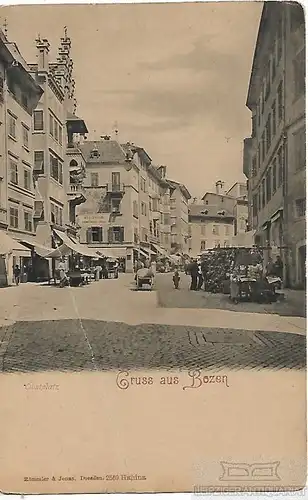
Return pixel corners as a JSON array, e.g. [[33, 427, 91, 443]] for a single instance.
[[177, 248, 284, 294]]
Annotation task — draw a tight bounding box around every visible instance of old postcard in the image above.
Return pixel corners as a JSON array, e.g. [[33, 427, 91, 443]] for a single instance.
[[0, 0, 306, 494]]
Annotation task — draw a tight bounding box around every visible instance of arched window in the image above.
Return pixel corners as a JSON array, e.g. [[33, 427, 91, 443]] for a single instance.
[[70, 159, 78, 167]]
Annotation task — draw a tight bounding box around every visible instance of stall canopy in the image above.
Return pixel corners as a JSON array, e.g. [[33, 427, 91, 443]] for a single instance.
[[96, 248, 118, 259], [140, 245, 156, 256], [138, 248, 149, 258], [151, 243, 175, 262], [44, 229, 99, 259], [0, 230, 31, 257], [14, 236, 54, 258]]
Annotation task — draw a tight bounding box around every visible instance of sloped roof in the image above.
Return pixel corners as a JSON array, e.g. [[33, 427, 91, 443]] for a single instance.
[[188, 204, 234, 219], [201, 191, 235, 201], [167, 179, 191, 200], [79, 140, 127, 163]]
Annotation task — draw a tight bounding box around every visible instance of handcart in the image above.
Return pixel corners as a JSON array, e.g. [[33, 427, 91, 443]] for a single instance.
[[230, 276, 255, 303], [136, 268, 154, 290]]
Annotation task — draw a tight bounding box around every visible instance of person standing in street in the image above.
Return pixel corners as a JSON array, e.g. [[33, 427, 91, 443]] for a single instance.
[[189, 259, 198, 291], [197, 261, 204, 290], [13, 264, 21, 286]]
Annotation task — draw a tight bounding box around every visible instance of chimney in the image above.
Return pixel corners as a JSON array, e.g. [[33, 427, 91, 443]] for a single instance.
[[36, 37, 50, 72], [215, 180, 225, 195]]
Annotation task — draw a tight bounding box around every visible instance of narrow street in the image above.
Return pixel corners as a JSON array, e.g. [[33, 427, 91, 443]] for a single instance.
[[0, 273, 305, 373]]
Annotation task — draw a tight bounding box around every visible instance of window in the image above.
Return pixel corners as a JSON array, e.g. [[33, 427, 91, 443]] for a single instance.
[[251, 156, 257, 177], [91, 172, 99, 187], [262, 179, 266, 208], [272, 101, 276, 137], [265, 61, 271, 101], [271, 49, 276, 82], [164, 214, 170, 225], [22, 125, 29, 148], [10, 160, 18, 185], [9, 206, 18, 228], [50, 154, 63, 184], [49, 114, 54, 137], [265, 116, 271, 153], [293, 49, 305, 99], [140, 177, 146, 192], [278, 147, 284, 186], [8, 114, 16, 138], [133, 200, 138, 218], [266, 167, 272, 203], [212, 225, 219, 235], [33, 110, 44, 131], [88, 227, 103, 243], [252, 115, 257, 136], [261, 132, 265, 161], [253, 194, 258, 217], [277, 81, 283, 122], [152, 198, 159, 211], [272, 158, 277, 193], [55, 121, 59, 142], [110, 198, 121, 213], [225, 225, 230, 236], [295, 198, 306, 218], [277, 17, 283, 61], [34, 151, 44, 173], [201, 225, 206, 236], [24, 169, 31, 190], [50, 202, 63, 226], [24, 211, 32, 232], [108, 226, 124, 243], [112, 172, 121, 190], [294, 127, 306, 171], [59, 125, 63, 146], [141, 202, 147, 216], [200, 240, 206, 251]]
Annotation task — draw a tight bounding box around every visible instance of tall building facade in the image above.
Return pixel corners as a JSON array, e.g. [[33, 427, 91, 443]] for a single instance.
[[168, 180, 191, 255], [244, 2, 305, 287], [0, 30, 43, 270]]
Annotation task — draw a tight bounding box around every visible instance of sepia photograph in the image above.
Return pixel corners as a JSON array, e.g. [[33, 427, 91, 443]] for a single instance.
[[0, 0, 306, 494]]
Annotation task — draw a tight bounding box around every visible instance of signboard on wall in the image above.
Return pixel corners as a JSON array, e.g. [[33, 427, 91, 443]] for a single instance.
[[77, 214, 110, 226]]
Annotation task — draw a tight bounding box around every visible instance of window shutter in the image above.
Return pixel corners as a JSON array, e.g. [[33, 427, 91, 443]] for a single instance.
[[98, 227, 103, 242], [86, 228, 92, 244], [120, 227, 124, 242]]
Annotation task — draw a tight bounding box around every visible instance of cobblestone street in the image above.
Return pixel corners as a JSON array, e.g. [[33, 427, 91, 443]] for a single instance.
[[0, 274, 305, 373]]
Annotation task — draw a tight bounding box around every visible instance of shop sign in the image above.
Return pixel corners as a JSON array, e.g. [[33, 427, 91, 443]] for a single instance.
[[77, 213, 110, 226]]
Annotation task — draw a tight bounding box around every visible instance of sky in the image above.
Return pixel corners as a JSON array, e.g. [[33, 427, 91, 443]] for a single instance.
[[2, 2, 263, 197]]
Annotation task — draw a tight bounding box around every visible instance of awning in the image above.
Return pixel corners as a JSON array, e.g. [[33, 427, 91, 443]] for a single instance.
[[96, 248, 118, 259], [140, 245, 156, 256], [151, 243, 168, 256], [53, 229, 99, 258], [15, 236, 54, 258], [0, 230, 31, 257], [138, 248, 149, 258]]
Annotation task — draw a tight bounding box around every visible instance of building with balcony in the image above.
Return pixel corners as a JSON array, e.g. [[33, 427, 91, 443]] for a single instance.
[[0, 30, 43, 275], [244, 2, 305, 287], [77, 138, 176, 270]]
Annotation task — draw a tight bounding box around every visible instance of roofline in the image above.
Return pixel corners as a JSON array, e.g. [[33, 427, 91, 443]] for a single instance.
[[246, 3, 268, 109], [189, 214, 235, 221], [201, 191, 236, 201]]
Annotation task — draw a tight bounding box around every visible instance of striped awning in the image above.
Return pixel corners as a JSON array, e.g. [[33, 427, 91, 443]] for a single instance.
[[0, 230, 31, 257]]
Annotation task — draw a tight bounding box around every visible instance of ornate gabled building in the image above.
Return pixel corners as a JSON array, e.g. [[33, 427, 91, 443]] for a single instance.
[[24, 30, 88, 278]]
